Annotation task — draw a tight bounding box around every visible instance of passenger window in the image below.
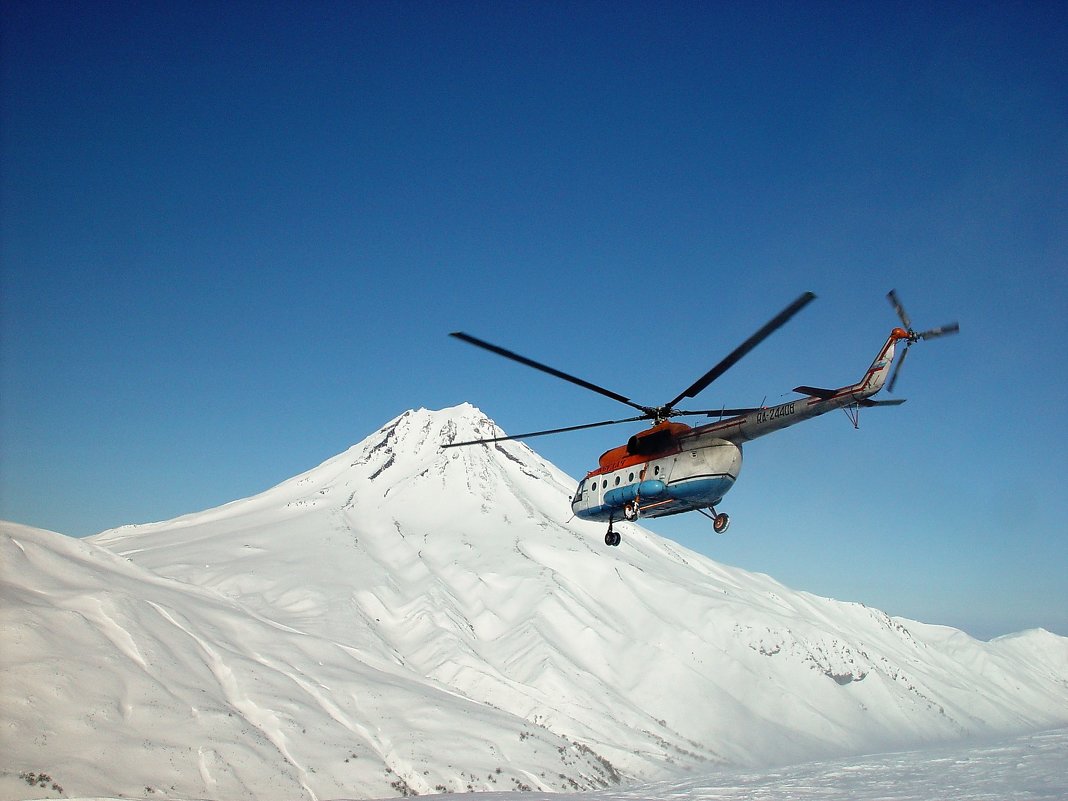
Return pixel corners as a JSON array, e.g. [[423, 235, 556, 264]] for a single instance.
[[628, 472, 634, 482], [614, 476, 620, 485]]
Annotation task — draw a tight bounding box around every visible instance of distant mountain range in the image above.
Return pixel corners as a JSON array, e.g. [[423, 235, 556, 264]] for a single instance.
[[3, 404, 1067, 800]]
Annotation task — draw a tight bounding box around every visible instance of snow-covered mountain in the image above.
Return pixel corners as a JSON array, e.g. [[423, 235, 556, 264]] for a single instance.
[[3, 404, 1067, 801]]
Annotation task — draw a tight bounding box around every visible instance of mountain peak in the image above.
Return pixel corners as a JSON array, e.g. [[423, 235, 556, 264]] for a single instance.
[[336, 403, 572, 506], [355, 402, 503, 459], [94, 405, 571, 543]]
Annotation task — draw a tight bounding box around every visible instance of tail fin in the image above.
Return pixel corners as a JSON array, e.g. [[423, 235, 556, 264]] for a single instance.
[[791, 331, 905, 402], [855, 330, 907, 398]]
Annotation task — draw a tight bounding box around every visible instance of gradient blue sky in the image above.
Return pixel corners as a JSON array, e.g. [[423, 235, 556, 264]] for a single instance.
[[2, 1, 1065, 640]]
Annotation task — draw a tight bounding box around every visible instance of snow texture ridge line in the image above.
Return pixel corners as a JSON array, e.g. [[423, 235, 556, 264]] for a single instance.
[[2, 404, 1068, 800]]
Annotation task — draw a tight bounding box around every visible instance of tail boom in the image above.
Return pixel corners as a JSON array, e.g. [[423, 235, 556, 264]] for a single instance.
[[693, 331, 904, 444]]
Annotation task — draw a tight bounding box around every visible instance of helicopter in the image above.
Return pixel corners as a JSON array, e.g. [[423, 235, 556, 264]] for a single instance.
[[446, 290, 958, 547]]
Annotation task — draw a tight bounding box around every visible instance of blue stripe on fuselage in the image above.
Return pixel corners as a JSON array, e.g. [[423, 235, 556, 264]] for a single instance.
[[667, 473, 735, 504], [575, 473, 736, 522]]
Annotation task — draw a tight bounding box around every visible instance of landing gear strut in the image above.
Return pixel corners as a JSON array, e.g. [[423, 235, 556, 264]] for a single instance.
[[604, 520, 621, 547], [605, 500, 640, 546]]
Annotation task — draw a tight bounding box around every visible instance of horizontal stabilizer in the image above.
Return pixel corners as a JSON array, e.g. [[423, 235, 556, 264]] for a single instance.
[[858, 398, 907, 407], [794, 385, 837, 399]]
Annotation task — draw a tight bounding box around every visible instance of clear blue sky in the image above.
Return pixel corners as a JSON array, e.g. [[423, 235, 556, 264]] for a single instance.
[[2, 1, 1065, 640]]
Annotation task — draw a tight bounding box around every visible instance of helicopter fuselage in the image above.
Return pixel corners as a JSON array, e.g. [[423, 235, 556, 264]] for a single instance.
[[571, 330, 904, 525], [571, 433, 742, 522]]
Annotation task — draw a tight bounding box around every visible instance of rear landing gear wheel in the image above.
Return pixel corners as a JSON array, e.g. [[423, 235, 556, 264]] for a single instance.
[[623, 501, 640, 521], [713, 512, 730, 534]]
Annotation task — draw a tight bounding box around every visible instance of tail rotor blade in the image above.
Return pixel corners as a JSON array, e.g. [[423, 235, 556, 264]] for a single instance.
[[918, 322, 960, 341], [885, 291, 957, 393], [887, 289, 912, 330]]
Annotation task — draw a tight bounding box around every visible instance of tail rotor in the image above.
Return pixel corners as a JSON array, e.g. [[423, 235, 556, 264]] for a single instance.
[[886, 290, 959, 393]]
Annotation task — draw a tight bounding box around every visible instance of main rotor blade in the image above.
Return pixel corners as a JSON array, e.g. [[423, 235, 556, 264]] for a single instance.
[[887, 289, 912, 330], [664, 291, 816, 410], [918, 322, 959, 340], [887, 342, 909, 393], [450, 332, 651, 415], [673, 407, 762, 419], [441, 415, 649, 448]]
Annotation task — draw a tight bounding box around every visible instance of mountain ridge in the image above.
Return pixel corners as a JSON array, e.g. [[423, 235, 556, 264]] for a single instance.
[[3, 403, 1067, 800]]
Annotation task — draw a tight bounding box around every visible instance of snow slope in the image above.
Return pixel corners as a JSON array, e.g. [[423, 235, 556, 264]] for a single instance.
[[4, 404, 1068, 800], [1, 521, 617, 800]]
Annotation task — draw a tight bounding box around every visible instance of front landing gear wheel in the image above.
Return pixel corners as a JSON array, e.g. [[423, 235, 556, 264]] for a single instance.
[[623, 501, 640, 521], [713, 512, 730, 534], [604, 527, 621, 547]]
